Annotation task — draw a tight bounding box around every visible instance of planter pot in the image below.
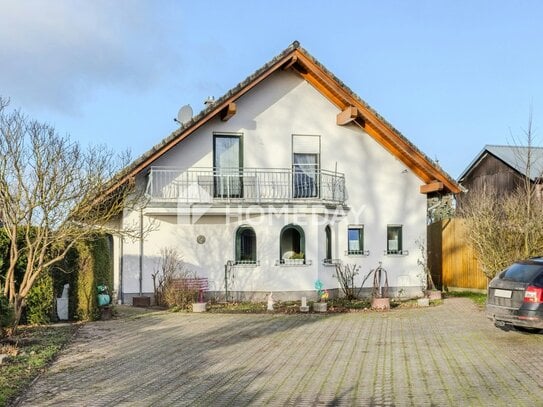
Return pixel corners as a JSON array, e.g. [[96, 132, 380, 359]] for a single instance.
[[417, 298, 430, 307], [299, 305, 309, 313], [100, 306, 113, 320], [132, 296, 151, 307], [313, 302, 327, 313], [427, 290, 442, 300], [371, 297, 390, 311], [192, 302, 207, 313]]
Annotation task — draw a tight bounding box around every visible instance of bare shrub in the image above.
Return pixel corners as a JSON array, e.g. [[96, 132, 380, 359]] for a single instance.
[[461, 185, 543, 279], [163, 278, 198, 310], [152, 248, 198, 309], [334, 263, 375, 300], [334, 263, 361, 300]]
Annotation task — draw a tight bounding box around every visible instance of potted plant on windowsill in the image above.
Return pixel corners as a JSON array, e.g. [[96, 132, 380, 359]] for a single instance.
[[288, 252, 305, 265], [370, 262, 390, 310], [313, 280, 328, 312]]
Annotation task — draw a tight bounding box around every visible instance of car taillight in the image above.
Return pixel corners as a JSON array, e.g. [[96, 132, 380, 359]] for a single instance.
[[523, 286, 543, 303]]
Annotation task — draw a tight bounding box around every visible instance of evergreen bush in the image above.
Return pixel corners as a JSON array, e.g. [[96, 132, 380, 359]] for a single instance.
[[0, 294, 14, 335], [25, 271, 54, 324]]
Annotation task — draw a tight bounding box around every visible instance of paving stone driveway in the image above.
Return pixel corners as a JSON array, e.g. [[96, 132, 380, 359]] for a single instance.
[[16, 298, 543, 406]]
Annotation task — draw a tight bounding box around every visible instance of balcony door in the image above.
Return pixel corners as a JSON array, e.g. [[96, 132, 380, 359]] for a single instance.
[[293, 154, 318, 198], [214, 134, 242, 198], [293, 135, 320, 198]]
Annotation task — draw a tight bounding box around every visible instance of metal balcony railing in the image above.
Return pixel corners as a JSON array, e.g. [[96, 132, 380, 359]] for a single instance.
[[146, 167, 346, 204]]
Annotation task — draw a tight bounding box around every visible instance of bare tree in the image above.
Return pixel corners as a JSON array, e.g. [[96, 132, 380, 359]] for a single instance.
[[0, 97, 143, 331], [510, 110, 543, 258], [460, 115, 543, 279]]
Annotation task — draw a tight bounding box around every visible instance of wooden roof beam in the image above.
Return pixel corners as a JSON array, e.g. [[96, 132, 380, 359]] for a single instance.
[[282, 55, 298, 71], [337, 106, 359, 125], [420, 181, 444, 194], [220, 102, 237, 121]]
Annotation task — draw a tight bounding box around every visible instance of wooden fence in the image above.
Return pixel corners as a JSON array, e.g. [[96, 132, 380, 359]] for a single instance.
[[427, 218, 488, 290]]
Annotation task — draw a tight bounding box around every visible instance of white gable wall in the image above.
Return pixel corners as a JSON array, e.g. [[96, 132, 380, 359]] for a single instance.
[[119, 70, 427, 302]]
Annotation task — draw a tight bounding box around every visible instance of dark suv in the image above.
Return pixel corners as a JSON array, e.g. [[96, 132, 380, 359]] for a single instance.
[[487, 258, 543, 331]]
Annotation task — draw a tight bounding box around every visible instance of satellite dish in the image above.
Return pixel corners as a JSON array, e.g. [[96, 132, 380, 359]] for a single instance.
[[177, 104, 193, 125]]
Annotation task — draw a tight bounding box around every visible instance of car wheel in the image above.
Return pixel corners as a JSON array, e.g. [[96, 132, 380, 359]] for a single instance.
[[513, 326, 542, 334], [494, 321, 512, 331]]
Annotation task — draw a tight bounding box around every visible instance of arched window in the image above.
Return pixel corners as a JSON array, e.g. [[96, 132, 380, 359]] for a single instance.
[[325, 225, 332, 263], [235, 226, 256, 264], [280, 224, 305, 264]]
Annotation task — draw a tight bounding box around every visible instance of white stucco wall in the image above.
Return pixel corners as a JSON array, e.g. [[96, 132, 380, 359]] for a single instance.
[[118, 70, 428, 301]]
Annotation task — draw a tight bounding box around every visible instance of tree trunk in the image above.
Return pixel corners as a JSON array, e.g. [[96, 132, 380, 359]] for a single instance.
[[11, 294, 25, 335]]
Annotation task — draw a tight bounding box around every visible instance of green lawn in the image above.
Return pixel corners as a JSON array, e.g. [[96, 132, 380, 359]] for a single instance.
[[0, 324, 78, 406]]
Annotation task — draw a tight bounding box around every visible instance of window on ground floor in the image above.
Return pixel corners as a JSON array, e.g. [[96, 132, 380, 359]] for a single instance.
[[235, 226, 256, 264], [347, 226, 364, 255], [387, 225, 403, 255], [280, 224, 305, 264], [325, 225, 332, 262]]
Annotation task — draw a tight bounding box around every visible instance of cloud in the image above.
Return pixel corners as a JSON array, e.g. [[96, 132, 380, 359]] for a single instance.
[[0, 0, 180, 113]]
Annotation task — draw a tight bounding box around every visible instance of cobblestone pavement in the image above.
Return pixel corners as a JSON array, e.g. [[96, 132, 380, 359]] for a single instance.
[[16, 298, 543, 406]]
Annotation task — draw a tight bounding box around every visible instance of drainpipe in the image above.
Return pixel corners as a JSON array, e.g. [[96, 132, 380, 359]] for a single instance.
[[119, 237, 124, 304], [224, 262, 228, 302], [139, 208, 144, 296]]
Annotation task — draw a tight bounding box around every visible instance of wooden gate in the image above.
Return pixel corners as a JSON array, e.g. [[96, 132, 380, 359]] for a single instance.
[[428, 218, 487, 290]]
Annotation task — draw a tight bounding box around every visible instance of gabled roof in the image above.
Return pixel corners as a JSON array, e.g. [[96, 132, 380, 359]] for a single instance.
[[112, 41, 460, 195], [458, 144, 543, 183]]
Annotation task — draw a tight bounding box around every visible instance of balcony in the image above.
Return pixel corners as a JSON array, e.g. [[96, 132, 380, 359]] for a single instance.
[[146, 167, 345, 205]]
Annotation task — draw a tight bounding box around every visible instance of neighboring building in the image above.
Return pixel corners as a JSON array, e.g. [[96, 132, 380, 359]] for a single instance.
[[458, 144, 543, 198], [110, 41, 460, 303]]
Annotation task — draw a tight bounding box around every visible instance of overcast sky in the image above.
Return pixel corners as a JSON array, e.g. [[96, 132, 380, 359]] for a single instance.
[[1, 0, 543, 177]]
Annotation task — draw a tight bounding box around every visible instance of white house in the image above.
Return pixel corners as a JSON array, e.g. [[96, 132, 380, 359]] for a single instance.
[[110, 42, 460, 304]]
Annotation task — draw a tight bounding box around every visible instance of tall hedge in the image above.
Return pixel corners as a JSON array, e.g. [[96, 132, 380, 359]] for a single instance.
[[0, 232, 113, 323], [25, 271, 54, 324], [0, 294, 14, 334], [0, 229, 30, 292], [55, 235, 113, 321]]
